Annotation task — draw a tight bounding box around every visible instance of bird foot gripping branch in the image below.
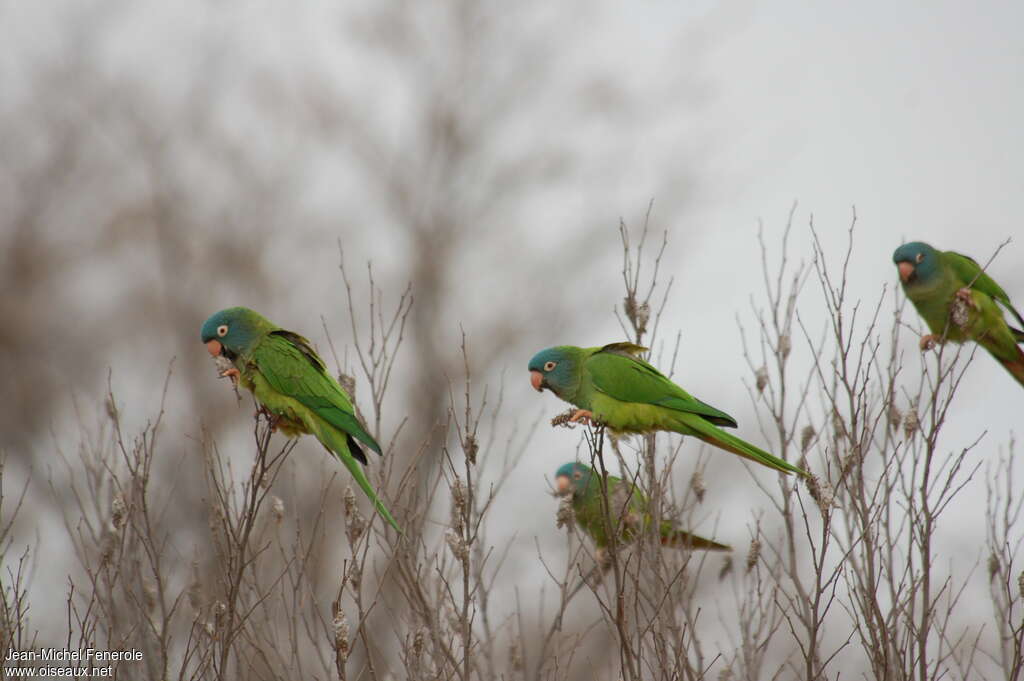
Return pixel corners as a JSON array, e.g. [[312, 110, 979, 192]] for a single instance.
[[219, 365, 241, 385], [918, 334, 942, 352], [568, 409, 595, 426], [254, 405, 282, 431], [955, 287, 978, 308]]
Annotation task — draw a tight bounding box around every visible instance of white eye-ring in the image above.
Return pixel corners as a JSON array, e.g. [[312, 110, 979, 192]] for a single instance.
[[915, 253, 925, 264], [217, 324, 229, 337], [544, 361, 557, 371]]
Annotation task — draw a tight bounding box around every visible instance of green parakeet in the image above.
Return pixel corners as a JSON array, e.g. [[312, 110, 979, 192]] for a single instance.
[[200, 307, 400, 531], [554, 462, 730, 552], [528, 343, 805, 476], [893, 242, 1024, 387]]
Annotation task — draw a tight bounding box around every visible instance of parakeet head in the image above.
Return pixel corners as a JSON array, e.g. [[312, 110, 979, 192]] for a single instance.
[[892, 242, 940, 285], [554, 461, 591, 496], [200, 307, 275, 359], [528, 346, 582, 398]]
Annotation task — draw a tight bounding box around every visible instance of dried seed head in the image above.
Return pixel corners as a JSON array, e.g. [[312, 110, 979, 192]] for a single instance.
[[805, 473, 835, 514], [343, 562, 360, 590], [888, 402, 903, 431], [718, 555, 733, 581], [451, 475, 467, 534], [333, 608, 350, 662], [624, 295, 650, 336], [271, 496, 285, 524], [840, 445, 863, 477], [208, 502, 226, 537], [463, 433, 479, 465], [800, 425, 816, 454], [550, 408, 580, 429], [214, 354, 233, 373], [343, 485, 366, 544], [99, 524, 117, 567], [778, 334, 791, 360], [556, 495, 575, 530], [746, 539, 760, 573], [212, 600, 227, 632], [951, 295, 970, 328], [903, 399, 920, 439], [509, 642, 524, 671], [755, 366, 769, 394], [338, 373, 357, 400], [445, 529, 469, 564], [832, 412, 847, 439], [988, 553, 1000, 582], [111, 494, 127, 529], [690, 470, 706, 503], [412, 627, 426, 659]]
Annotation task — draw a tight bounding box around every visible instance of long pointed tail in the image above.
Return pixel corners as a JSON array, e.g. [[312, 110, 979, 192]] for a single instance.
[[679, 414, 807, 476], [319, 427, 402, 533], [996, 345, 1024, 389], [660, 522, 731, 551]]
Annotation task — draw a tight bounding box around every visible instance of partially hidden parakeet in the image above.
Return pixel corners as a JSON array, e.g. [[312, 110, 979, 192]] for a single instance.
[[893, 242, 1024, 388], [529, 343, 805, 476], [555, 462, 730, 552], [200, 307, 400, 531]]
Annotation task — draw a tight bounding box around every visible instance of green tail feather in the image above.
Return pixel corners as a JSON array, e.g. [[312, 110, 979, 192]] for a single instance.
[[996, 346, 1024, 389], [659, 521, 731, 551], [680, 414, 806, 476], [320, 428, 402, 533]]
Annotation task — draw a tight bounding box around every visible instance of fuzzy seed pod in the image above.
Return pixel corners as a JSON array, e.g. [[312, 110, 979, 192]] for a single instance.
[[800, 425, 816, 454], [988, 553, 1000, 582], [778, 334, 791, 360], [343, 485, 366, 544], [111, 494, 127, 529], [556, 495, 575, 530], [445, 529, 469, 564], [755, 366, 769, 394], [690, 470, 706, 503], [903, 399, 920, 439], [746, 539, 761, 573]]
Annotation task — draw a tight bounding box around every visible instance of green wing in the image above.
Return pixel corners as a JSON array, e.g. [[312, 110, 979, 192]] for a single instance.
[[946, 251, 1024, 329], [586, 347, 737, 427], [252, 330, 382, 460]]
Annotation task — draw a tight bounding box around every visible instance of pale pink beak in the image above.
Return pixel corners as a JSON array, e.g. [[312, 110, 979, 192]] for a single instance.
[[530, 370, 544, 392], [897, 261, 914, 283], [555, 475, 571, 494], [206, 339, 223, 357]]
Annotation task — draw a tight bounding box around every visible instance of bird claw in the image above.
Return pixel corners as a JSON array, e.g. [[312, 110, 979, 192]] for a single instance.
[[919, 334, 941, 352], [255, 406, 280, 431], [568, 409, 595, 426], [955, 287, 977, 308], [218, 367, 240, 386]]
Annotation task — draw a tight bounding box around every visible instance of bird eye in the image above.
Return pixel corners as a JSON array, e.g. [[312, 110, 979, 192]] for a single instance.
[[544, 361, 557, 371], [217, 325, 229, 337], [915, 253, 924, 264], [573, 471, 581, 480]]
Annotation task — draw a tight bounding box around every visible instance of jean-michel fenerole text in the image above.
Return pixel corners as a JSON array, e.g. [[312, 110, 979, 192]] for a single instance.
[[5, 648, 142, 663]]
